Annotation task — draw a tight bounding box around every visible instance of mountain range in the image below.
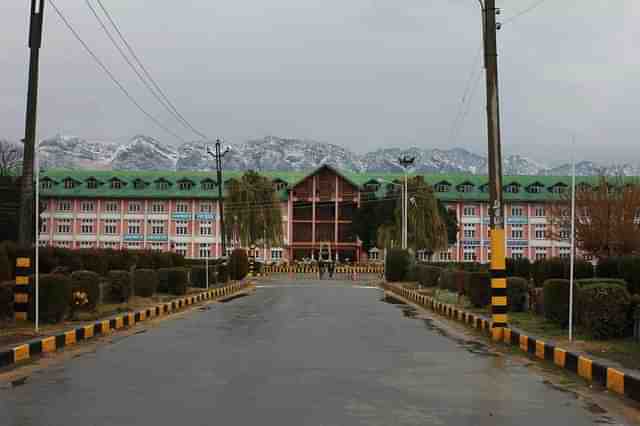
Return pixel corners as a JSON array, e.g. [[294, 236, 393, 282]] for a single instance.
[[3, 134, 638, 176]]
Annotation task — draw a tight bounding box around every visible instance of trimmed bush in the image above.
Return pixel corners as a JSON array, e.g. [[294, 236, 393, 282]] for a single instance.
[[0, 241, 18, 278], [229, 249, 249, 281], [106, 249, 137, 271], [29, 274, 72, 323], [543, 279, 575, 326], [106, 270, 131, 303], [576, 278, 627, 290], [533, 258, 565, 287], [507, 277, 529, 312], [416, 265, 441, 287], [596, 257, 618, 278], [617, 256, 640, 295], [506, 258, 531, 280], [574, 260, 595, 280], [133, 269, 158, 297], [0, 245, 11, 282], [0, 281, 14, 321], [438, 269, 455, 291], [468, 272, 490, 308], [170, 252, 186, 267], [166, 267, 189, 295], [78, 249, 109, 276], [453, 270, 470, 295], [70, 270, 100, 310], [530, 287, 544, 315], [152, 251, 174, 269], [217, 262, 229, 285], [157, 268, 171, 293], [580, 283, 631, 339], [53, 247, 83, 271]]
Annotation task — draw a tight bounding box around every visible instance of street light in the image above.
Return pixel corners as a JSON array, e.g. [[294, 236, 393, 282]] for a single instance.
[[207, 139, 229, 259], [376, 178, 414, 251], [397, 156, 416, 250]]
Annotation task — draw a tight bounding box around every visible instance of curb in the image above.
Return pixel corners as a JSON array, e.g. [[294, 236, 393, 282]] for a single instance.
[[0, 282, 252, 370], [382, 283, 640, 403]]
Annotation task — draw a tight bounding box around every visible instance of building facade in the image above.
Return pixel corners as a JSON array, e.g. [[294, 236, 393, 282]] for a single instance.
[[38, 165, 607, 263]]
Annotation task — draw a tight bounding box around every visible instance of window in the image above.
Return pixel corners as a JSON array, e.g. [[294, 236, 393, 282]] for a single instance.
[[535, 224, 546, 240], [511, 206, 524, 217], [103, 219, 118, 235], [175, 220, 189, 235], [40, 220, 48, 234], [560, 227, 571, 240], [225, 247, 234, 257], [551, 185, 567, 194], [178, 181, 193, 190], [150, 242, 164, 251], [458, 184, 474, 193], [487, 249, 491, 262], [149, 220, 165, 235], [368, 249, 379, 261], [635, 209, 640, 225], [174, 243, 188, 257], [511, 247, 524, 260], [80, 201, 95, 212], [57, 219, 72, 234], [535, 248, 547, 261], [128, 202, 142, 214], [199, 243, 211, 259], [463, 206, 476, 217], [533, 206, 545, 217], [201, 180, 216, 191], [175, 202, 189, 213], [577, 183, 592, 193], [199, 221, 212, 236], [55, 241, 72, 249], [528, 184, 543, 193], [439, 250, 452, 262], [151, 202, 165, 213], [63, 178, 77, 189], [271, 248, 283, 262], [156, 180, 170, 190], [101, 241, 118, 249], [111, 179, 124, 189], [87, 178, 98, 189], [463, 246, 476, 262], [105, 201, 119, 213], [79, 241, 94, 249], [127, 242, 142, 250], [505, 184, 520, 193], [559, 247, 571, 259], [200, 203, 213, 213], [57, 200, 72, 211], [80, 219, 94, 234], [128, 221, 141, 235], [434, 183, 451, 193], [511, 224, 524, 240], [463, 224, 476, 239], [41, 179, 53, 189], [274, 181, 288, 191], [134, 179, 146, 190], [479, 184, 489, 193]]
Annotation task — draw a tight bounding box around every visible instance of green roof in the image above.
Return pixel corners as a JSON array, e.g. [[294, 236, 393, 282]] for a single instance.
[[39, 167, 637, 203]]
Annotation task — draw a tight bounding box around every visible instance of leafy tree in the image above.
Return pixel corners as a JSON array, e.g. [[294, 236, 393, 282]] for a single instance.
[[353, 190, 396, 252], [438, 200, 458, 246], [0, 140, 22, 176], [224, 171, 283, 247]]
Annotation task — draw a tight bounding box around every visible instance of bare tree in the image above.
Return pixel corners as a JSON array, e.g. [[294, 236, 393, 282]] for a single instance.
[[548, 175, 640, 258], [0, 140, 22, 176]]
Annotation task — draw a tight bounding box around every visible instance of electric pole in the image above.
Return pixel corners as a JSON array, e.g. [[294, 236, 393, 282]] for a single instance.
[[398, 156, 415, 250], [18, 0, 45, 246], [208, 139, 229, 258], [481, 0, 507, 340]]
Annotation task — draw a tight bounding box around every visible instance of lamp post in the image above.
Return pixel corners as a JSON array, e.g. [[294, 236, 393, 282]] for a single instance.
[[397, 156, 415, 250], [207, 139, 229, 259]]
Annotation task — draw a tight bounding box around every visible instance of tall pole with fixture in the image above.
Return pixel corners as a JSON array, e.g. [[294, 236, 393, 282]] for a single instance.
[[208, 140, 229, 258], [398, 156, 415, 250], [569, 137, 576, 341]]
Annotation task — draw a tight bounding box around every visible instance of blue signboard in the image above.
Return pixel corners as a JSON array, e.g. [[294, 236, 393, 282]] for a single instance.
[[461, 240, 481, 247], [147, 234, 168, 242], [123, 234, 143, 241], [507, 240, 528, 247], [171, 212, 191, 220], [507, 217, 528, 225], [195, 213, 217, 221]]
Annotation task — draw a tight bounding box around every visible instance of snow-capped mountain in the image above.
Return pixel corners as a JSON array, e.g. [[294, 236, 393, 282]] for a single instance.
[[20, 134, 639, 176]]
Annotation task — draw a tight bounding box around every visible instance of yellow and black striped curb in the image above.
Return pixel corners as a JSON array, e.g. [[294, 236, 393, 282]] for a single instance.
[[0, 282, 253, 370], [382, 283, 640, 403]]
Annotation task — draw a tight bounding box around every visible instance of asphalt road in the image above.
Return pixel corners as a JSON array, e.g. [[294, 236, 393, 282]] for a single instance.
[[0, 280, 632, 425]]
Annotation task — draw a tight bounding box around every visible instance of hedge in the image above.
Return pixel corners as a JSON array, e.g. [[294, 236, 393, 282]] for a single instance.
[[157, 268, 172, 293], [229, 249, 249, 281], [190, 265, 210, 288], [506, 258, 531, 280], [532, 257, 594, 286], [217, 262, 229, 285], [468, 272, 490, 308], [29, 274, 72, 324], [507, 277, 529, 312], [0, 281, 14, 321], [439, 269, 455, 292], [385, 249, 410, 282], [70, 270, 101, 310], [543, 279, 575, 326], [576, 278, 627, 290], [0, 241, 18, 278], [106, 270, 131, 303], [78, 249, 109, 276], [454, 270, 470, 295], [0, 245, 11, 282], [133, 269, 158, 297], [416, 264, 441, 287], [580, 283, 632, 339], [166, 267, 189, 295]]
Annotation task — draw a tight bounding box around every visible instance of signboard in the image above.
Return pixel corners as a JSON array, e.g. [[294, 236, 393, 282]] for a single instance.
[[507, 217, 528, 225], [123, 234, 143, 242], [195, 213, 217, 221], [507, 240, 528, 247], [461, 240, 481, 247], [147, 234, 168, 242], [171, 212, 191, 221]]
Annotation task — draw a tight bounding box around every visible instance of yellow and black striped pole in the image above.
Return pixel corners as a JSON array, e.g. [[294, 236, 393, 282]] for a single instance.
[[490, 226, 507, 341], [14, 255, 32, 321]]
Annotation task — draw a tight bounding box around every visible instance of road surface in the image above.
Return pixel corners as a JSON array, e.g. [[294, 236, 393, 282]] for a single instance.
[[0, 280, 634, 425]]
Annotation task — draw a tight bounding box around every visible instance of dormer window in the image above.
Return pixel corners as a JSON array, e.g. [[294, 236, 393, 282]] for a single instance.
[[201, 179, 216, 190], [134, 180, 146, 190], [156, 179, 170, 190], [479, 184, 489, 193], [111, 179, 125, 189], [434, 182, 451, 193], [41, 179, 54, 190], [577, 183, 592, 192], [87, 178, 99, 189], [178, 180, 194, 191], [457, 183, 474, 193], [505, 184, 520, 194], [550, 184, 568, 194], [63, 178, 77, 189], [274, 180, 288, 191], [527, 183, 544, 194]]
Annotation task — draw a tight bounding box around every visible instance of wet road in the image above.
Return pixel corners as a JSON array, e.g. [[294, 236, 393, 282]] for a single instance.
[[0, 280, 629, 425]]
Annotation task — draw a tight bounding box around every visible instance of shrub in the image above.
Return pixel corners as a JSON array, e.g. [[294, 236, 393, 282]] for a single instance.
[[157, 268, 171, 293], [506, 258, 531, 279], [170, 252, 186, 267], [229, 249, 249, 281], [217, 262, 229, 285], [617, 256, 640, 295], [438, 269, 455, 291], [133, 269, 158, 297], [530, 287, 544, 315], [53, 247, 83, 271], [580, 283, 631, 339], [29, 274, 72, 324], [39, 246, 60, 273], [468, 272, 490, 308], [507, 277, 529, 312], [543, 279, 575, 326], [152, 251, 174, 269], [453, 270, 470, 295], [596, 257, 618, 278], [135, 251, 155, 269], [166, 267, 189, 295], [106, 249, 137, 271], [70, 270, 101, 310], [576, 278, 627, 290], [78, 249, 109, 276], [574, 260, 595, 280], [416, 265, 441, 287], [106, 270, 131, 303], [191, 265, 208, 288], [0, 241, 18, 277], [0, 281, 14, 321], [532, 258, 565, 287], [0, 245, 11, 282]]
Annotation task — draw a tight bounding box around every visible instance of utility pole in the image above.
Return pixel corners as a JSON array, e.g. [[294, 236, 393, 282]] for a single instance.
[[208, 139, 229, 257], [481, 0, 507, 341], [18, 0, 45, 246], [398, 156, 415, 250]]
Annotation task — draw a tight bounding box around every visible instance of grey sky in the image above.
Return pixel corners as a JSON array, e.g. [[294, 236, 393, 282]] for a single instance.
[[1, 1, 639, 163]]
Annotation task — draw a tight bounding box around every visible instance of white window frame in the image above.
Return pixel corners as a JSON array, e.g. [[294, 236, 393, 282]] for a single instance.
[[200, 203, 213, 213], [57, 219, 72, 234], [463, 246, 476, 262], [534, 206, 545, 217], [151, 202, 166, 214], [57, 200, 72, 212], [175, 220, 189, 235], [174, 242, 188, 257], [150, 220, 165, 235], [535, 248, 548, 261], [199, 221, 212, 236], [511, 224, 524, 240], [199, 243, 211, 259], [103, 219, 118, 235], [463, 206, 476, 217], [175, 202, 189, 213], [511, 247, 524, 260], [128, 202, 142, 214], [511, 206, 524, 217], [534, 224, 546, 240], [128, 220, 141, 235], [105, 201, 119, 213], [80, 201, 95, 213]]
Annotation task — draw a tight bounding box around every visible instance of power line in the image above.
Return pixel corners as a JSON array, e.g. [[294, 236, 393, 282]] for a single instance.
[[47, 0, 187, 143], [502, 0, 550, 25], [447, 46, 484, 147], [93, 0, 208, 141]]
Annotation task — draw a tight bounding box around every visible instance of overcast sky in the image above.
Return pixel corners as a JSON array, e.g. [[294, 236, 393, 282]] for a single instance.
[[1, 1, 638, 164]]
